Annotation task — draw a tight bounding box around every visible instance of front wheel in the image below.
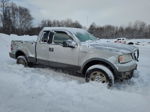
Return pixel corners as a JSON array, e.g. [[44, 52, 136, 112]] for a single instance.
[[85, 65, 114, 87], [16, 56, 28, 67]]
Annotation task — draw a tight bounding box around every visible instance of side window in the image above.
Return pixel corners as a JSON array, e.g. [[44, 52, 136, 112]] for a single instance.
[[41, 31, 50, 43], [53, 31, 72, 44], [48, 32, 54, 44]]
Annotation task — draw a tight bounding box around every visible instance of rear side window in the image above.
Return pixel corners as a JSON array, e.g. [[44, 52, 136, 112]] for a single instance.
[[48, 32, 54, 44], [41, 31, 54, 43], [53, 31, 72, 44], [41, 31, 50, 42]]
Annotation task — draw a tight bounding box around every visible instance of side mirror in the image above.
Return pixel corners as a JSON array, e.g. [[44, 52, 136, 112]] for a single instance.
[[63, 40, 77, 48]]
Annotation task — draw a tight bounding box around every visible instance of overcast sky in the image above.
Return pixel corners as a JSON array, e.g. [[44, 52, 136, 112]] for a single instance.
[[14, 0, 150, 27]]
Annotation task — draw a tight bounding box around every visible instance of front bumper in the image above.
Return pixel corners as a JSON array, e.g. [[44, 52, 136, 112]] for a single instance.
[[114, 61, 137, 81], [9, 52, 16, 59], [115, 70, 135, 81]]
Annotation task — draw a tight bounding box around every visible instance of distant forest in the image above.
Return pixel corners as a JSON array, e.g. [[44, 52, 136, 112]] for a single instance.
[[0, 0, 150, 39]]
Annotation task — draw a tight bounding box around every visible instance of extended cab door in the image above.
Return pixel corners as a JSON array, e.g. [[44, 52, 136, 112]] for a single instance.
[[36, 30, 53, 65], [49, 31, 79, 66]]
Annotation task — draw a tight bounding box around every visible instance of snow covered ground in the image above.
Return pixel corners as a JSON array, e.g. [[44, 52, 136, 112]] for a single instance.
[[0, 34, 150, 112]]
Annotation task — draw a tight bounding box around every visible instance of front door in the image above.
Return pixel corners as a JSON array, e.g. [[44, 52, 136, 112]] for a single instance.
[[49, 31, 79, 66]]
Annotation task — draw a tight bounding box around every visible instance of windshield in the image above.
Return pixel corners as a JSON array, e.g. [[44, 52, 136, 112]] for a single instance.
[[75, 31, 97, 42]]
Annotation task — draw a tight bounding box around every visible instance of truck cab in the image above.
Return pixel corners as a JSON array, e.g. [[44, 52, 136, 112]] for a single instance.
[[36, 29, 80, 67]]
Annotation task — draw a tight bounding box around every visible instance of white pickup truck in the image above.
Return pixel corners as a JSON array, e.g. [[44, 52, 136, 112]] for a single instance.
[[9, 27, 139, 86]]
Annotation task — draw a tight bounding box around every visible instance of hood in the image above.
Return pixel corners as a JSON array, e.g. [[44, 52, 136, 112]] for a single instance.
[[81, 40, 138, 54]]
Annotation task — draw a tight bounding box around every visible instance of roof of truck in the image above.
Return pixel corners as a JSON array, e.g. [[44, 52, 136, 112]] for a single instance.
[[42, 27, 86, 34]]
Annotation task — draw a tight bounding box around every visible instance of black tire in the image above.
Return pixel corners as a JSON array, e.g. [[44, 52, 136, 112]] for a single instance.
[[16, 56, 28, 67], [85, 65, 114, 87], [28, 62, 34, 67]]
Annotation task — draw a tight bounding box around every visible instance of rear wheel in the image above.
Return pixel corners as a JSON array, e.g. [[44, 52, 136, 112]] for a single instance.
[[16, 56, 28, 67], [85, 65, 114, 87]]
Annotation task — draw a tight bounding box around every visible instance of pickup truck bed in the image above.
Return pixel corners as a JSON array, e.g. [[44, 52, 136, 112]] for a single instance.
[[11, 40, 36, 59]]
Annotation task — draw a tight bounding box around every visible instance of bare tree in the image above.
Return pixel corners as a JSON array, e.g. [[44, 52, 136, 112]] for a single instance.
[[17, 6, 33, 34], [0, 1, 33, 34], [0, 0, 10, 33]]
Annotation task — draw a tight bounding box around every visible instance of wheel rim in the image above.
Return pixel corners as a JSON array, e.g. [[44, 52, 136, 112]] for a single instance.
[[90, 71, 107, 83], [17, 58, 26, 66]]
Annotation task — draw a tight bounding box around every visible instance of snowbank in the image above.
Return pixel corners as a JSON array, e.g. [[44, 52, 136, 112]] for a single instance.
[[0, 34, 150, 112]]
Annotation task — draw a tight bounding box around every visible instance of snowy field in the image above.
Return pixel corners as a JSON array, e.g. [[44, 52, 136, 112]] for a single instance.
[[0, 34, 150, 112]]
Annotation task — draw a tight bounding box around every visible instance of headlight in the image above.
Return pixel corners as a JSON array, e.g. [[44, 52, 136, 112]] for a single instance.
[[118, 54, 132, 64]]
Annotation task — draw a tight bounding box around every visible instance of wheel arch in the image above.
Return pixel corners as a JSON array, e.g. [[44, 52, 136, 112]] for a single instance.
[[81, 58, 117, 78], [15, 50, 26, 59]]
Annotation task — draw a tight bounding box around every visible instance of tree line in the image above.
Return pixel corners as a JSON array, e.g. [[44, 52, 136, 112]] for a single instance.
[[0, 0, 150, 38], [88, 21, 150, 39]]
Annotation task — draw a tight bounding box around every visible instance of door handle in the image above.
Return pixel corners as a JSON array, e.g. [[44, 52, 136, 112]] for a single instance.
[[49, 47, 54, 52]]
